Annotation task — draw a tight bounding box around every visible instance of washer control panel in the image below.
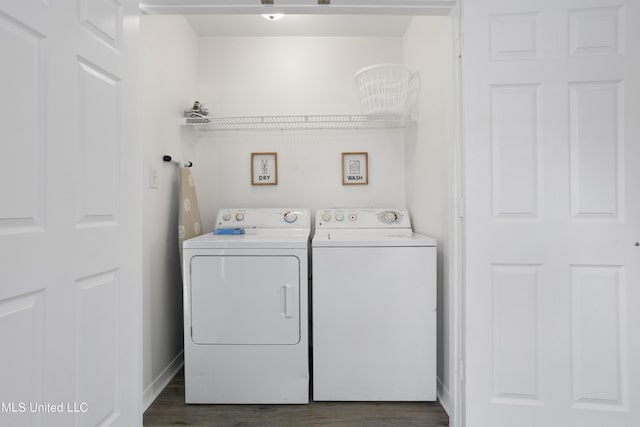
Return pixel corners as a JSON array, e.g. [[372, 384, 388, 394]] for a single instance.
[[216, 208, 309, 229], [315, 208, 410, 229]]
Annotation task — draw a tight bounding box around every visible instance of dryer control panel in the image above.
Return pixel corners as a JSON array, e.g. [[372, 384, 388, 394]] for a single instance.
[[315, 208, 410, 229], [216, 208, 310, 229]]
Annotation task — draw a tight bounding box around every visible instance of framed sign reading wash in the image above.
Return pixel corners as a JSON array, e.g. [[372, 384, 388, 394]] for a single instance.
[[342, 152, 368, 185], [251, 152, 278, 185]]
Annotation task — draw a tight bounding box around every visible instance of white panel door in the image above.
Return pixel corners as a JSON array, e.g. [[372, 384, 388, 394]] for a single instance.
[[463, 0, 639, 426], [0, 1, 141, 426]]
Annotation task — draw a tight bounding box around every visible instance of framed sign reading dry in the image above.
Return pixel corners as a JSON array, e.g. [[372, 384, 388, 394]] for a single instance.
[[251, 152, 278, 185]]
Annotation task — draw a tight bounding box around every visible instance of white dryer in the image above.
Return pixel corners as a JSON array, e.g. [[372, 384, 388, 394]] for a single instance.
[[182, 208, 310, 404], [312, 208, 437, 401]]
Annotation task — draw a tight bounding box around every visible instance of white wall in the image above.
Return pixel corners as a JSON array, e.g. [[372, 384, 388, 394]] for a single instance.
[[198, 37, 402, 116], [192, 36, 407, 229], [141, 15, 199, 408], [403, 16, 453, 412]]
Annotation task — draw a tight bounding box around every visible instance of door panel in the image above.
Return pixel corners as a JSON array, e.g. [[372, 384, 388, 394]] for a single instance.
[[569, 80, 623, 219], [80, 0, 122, 49], [463, 0, 639, 426], [76, 58, 121, 227], [570, 265, 627, 409], [190, 255, 301, 345], [490, 264, 541, 405], [0, 290, 45, 426], [0, 1, 141, 426], [0, 9, 46, 234], [75, 270, 120, 426]]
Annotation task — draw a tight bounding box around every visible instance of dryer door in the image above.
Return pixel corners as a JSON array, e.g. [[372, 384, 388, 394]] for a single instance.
[[190, 255, 300, 345]]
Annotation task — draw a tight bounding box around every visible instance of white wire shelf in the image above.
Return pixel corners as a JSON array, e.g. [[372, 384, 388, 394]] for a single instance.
[[179, 114, 416, 130]]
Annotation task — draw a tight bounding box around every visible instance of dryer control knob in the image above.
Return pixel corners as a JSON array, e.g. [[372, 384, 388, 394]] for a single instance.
[[235, 212, 245, 222], [321, 213, 332, 222], [384, 211, 398, 223], [335, 213, 345, 221], [284, 211, 298, 223], [348, 213, 358, 222], [222, 213, 232, 221]]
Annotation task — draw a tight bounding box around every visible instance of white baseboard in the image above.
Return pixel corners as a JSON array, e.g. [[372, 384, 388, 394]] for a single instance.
[[437, 376, 451, 416], [143, 351, 184, 412]]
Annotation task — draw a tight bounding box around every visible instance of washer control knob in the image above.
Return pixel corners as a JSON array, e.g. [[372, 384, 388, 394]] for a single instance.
[[321, 213, 332, 222], [222, 213, 232, 221], [348, 213, 358, 222], [335, 213, 345, 222], [384, 211, 398, 223], [283, 211, 298, 223], [235, 212, 245, 222]]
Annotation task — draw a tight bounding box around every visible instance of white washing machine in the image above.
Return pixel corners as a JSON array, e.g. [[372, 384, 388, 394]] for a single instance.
[[182, 208, 310, 404], [312, 208, 437, 401]]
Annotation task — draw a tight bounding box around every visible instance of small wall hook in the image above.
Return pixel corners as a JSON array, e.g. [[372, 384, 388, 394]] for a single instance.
[[163, 155, 193, 168]]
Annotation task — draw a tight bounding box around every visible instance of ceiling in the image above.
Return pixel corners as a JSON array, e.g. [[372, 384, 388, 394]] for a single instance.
[[184, 14, 414, 37]]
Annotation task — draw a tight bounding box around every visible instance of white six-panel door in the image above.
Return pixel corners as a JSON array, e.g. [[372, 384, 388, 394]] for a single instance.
[[0, 1, 141, 426], [463, 0, 639, 426]]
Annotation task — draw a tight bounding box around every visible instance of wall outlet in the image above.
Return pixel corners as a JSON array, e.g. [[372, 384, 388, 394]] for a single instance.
[[149, 168, 159, 189]]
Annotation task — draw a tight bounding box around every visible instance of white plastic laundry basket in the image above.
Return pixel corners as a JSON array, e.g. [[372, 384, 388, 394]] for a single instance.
[[355, 64, 418, 114]]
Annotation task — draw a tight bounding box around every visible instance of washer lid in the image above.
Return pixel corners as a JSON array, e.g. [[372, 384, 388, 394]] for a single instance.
[[312, 229, 436, 247]]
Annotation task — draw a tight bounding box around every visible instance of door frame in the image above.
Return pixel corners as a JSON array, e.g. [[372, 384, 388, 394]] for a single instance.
[[449, 3, 465, 427], [138, 2, 466, 426]]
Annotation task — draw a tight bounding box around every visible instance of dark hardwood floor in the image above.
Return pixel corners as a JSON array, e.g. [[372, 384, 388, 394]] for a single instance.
[[144, 369, 449, 427]]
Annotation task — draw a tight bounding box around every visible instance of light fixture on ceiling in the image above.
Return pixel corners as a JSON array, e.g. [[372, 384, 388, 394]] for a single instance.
[[262, 13, 284, 21], [261, 0, 283, 20], [261, 0, 329, 4]]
